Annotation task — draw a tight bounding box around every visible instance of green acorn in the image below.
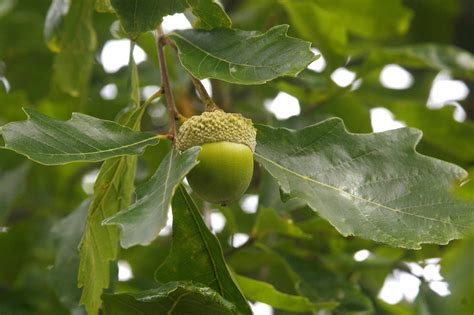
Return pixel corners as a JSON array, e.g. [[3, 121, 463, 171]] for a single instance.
[[176, 110, 256, 205]]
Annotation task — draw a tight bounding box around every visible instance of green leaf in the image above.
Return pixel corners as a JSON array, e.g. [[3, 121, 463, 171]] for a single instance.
[[388, 105, 474, 164], [456, 168, 474, 203], [110, 0, 185, 37], [251, 206, 311, 240], [316, 0, 413, 40], [273, 70, 330, 106], [258, 169, 307, 212], [169, 25, 316, 85], [130, 44, 141, 110], [189, 0, 232, 30], [281, 0, 346, 67], [103, 147, 200, 248], [281, 0, 412, 67], [360, 44, 474, 79], [155, 185, 252, 315], [78, 45, 148, 315], [0, 163, 29, 225], [44, 0, 70, 51], [49, 200, 89, 310], [271, 248, 371, 314], [316, 94, 372, 133], [95, 0, 113, 12], [110, 0, 230, 37], [78, 156, 137, 314], [0, 109, 160, 165], [442, 234, 474, 314], [254, 120, 474, 249], [234, 273, 332, 312], [354, 73, 474, 164], [415, 283, 451, 315], [48, 0, 97, 97], [102, 281, 239, 314], [0, 0, 15, 17], [0, 90, 31, 123]]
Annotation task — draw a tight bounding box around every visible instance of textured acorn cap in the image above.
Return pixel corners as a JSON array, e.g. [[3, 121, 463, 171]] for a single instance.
[[176, 110, 257, 152]]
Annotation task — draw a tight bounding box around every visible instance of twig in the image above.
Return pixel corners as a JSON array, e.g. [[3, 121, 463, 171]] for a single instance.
[[155, 26, 179, 142], [160, 36, 219, 112]]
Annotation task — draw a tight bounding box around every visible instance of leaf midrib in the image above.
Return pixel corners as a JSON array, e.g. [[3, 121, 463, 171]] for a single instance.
[[5, 135, 158, 157], [255, 152, 469, 229], [172, 33, 273, 70]]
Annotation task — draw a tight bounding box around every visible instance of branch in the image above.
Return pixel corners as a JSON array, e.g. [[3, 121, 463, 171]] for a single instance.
[[155, 26, 179, 142], [161, 36, 220, 112]]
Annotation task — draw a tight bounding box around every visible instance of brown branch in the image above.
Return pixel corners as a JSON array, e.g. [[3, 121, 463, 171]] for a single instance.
[[155, 26, 179, 142]]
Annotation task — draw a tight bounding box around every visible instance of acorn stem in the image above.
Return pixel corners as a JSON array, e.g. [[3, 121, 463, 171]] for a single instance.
[[189, 75, 220, 112], [177, 113, 188, 123], [155, 25, 179, 141]]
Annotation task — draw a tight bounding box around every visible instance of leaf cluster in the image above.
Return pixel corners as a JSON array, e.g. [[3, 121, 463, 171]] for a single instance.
[[0, 0, 473, 314]]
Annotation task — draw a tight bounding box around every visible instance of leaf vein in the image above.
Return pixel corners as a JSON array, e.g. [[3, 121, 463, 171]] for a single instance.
[[255, 153, 470, 229]]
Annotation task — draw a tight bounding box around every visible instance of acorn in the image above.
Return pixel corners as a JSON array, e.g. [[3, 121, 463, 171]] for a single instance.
[[176, 110, 256, 205]]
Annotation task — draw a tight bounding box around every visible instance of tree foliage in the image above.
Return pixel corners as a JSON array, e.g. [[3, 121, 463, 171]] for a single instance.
[[0, 0, 473, 314]]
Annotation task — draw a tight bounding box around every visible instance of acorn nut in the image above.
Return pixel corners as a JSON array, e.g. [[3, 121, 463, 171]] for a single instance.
[[176, 110, 256, 205]]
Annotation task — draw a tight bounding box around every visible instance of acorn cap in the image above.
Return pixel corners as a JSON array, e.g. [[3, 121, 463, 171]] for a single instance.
[[176, 110, 257, 152]]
